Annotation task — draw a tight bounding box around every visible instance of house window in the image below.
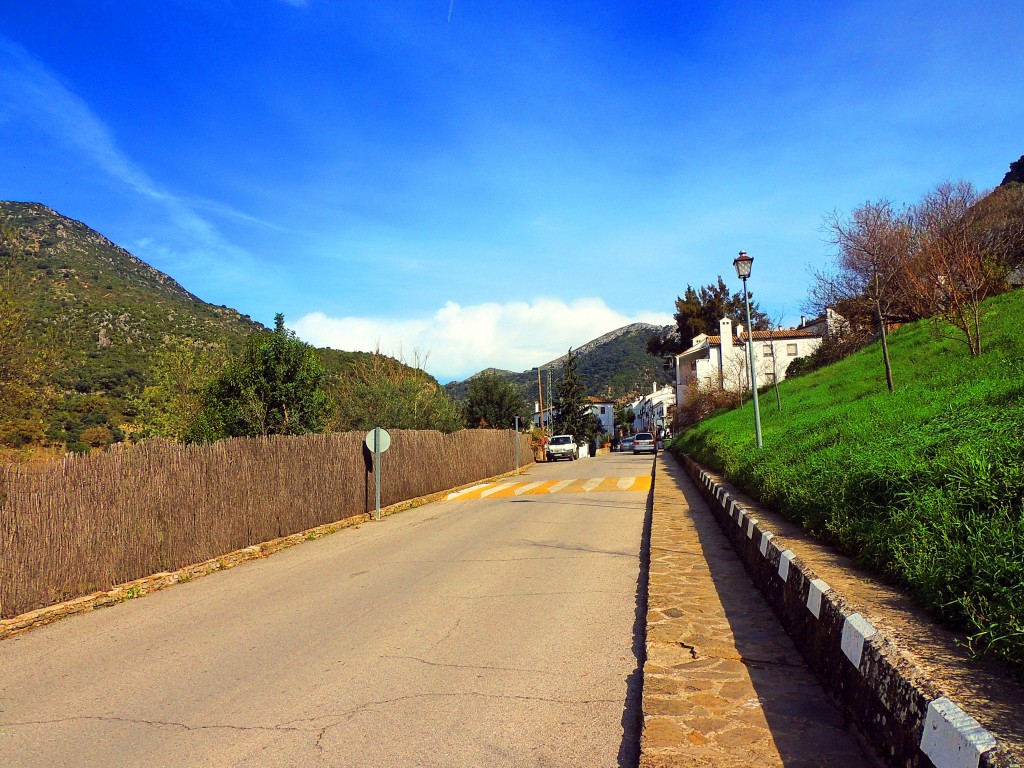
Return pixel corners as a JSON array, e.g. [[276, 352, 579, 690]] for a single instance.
[[600, 406, 606, 414], [762, 344, 772, 357], [787, 343, 798, 356], [690, 361, 697, 372]]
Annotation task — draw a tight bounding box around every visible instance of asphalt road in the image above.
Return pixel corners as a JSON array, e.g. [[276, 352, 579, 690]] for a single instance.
[[0, 451, 654, 768]]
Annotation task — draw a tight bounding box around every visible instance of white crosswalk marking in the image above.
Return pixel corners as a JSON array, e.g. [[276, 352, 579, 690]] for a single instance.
[[514, 481, 544, 495], [547, 479, 575, 494], [446, 483, 490, 500], [479, 482, 515, 498], [443, 476, 650, 501]]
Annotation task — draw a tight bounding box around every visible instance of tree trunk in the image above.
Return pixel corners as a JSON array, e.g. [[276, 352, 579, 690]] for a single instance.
[[876, 302, 894, 393]]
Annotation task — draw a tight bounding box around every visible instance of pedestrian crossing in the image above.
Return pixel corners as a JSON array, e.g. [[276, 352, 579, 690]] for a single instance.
[[445, 476, 652, 501]]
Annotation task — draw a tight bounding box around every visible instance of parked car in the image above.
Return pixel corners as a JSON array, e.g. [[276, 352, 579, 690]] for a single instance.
[[546, 434, 579, 461], [633, 432, 656, 455], [619, 436, 634, 452]]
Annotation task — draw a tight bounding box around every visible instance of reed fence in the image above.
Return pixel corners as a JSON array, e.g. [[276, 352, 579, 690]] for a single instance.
[[0, 429, 532, 618]]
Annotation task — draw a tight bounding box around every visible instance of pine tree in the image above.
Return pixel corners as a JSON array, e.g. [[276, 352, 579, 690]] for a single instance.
[[552, 349, 598, 445], [647, 276, 771, 357]]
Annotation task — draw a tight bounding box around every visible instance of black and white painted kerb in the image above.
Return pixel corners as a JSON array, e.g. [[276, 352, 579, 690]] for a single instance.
[[685, 458, 1014, 768], [807, 578, 830, 619], [923, 698, 999, 768]]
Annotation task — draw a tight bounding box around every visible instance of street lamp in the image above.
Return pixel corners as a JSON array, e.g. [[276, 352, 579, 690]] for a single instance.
[[733, 251, 763, 449]]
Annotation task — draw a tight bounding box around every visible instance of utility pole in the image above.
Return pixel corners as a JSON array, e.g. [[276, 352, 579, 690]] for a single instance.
[[536, 367, 544, 434]]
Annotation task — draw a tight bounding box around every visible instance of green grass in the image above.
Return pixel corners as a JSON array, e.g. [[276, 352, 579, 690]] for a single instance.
[[672, 290, 1024, 672]]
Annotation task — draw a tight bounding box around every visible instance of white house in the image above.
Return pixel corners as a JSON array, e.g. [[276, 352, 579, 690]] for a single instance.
[[795, 307, 847, 338], [587, 396, 615, 435], [532, 402, 556, 430], [534, 397, 614, 436], [633, 383, 676, 435], [672, 317, 825, 407]]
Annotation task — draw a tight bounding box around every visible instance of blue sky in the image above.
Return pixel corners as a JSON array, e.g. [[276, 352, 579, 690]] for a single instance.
[[1, 2, 1021, 381]]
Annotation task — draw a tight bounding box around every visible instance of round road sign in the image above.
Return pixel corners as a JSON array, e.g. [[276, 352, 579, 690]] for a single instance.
[[364, 427, 392, 453]]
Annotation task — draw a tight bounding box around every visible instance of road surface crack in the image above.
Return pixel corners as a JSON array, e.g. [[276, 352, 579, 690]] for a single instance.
[[429, 618, 462, 651], [284, 691, 620, 754], [0, 715, 311, 734], [382, 655, 551, 675], [457, 589, 619, 599]]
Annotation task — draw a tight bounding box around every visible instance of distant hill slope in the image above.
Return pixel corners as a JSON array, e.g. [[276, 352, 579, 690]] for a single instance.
[[446, 322, 672, 404], [0, 202, 401, 450], [2, 200, 265, 353]]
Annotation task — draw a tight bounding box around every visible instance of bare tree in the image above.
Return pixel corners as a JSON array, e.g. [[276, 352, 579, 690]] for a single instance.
[[812, 200, 913, 393], [675, 379, 735, 429], [766, 317, 785, 413], [904, 181, 1017, 357], [721, 347, 749, 408]]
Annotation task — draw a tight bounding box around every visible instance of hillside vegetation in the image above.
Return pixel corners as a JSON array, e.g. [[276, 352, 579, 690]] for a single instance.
[[0, 202, 452, 453], [673, 290, 1024, 671]]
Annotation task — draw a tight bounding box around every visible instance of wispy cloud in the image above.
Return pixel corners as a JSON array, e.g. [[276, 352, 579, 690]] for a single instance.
[[0, 35, 258, 275], [292, 298, 673, 381]]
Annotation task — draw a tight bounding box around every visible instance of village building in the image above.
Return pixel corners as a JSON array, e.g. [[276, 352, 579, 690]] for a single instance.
[[672, 317, 826, 407]]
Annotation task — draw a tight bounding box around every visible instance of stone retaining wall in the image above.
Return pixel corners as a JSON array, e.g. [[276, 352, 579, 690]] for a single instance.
[[680, 454, 1016, 768]]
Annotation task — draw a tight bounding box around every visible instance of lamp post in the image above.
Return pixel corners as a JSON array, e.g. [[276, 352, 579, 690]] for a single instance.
[[733, 251, 762, 449]]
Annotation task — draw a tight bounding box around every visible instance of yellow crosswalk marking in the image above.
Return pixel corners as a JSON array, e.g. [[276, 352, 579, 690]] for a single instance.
[[445, 476, 651, 501]]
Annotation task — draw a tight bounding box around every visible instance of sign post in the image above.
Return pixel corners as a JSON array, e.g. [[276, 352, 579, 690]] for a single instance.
[[514, 416, 520, 470], [364, 427, 392, 521]]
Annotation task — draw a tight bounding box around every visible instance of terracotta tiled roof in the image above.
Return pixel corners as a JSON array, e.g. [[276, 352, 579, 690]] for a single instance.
[[707, 329, 820, 344]]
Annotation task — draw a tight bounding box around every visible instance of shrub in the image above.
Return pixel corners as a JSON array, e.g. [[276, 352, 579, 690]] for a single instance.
[[673, 380, 737, 431], [80, 426, 113, 448]]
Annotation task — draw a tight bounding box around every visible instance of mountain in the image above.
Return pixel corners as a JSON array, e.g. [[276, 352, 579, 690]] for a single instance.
[[445, 322, 673, 404], [0, 202, 387, 451]]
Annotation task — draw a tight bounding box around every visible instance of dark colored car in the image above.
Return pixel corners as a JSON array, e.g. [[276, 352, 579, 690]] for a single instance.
[[632, 432, 656, 454]]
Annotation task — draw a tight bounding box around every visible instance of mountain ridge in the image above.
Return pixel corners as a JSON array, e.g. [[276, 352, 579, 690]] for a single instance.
[[446, 321, 672, 404]]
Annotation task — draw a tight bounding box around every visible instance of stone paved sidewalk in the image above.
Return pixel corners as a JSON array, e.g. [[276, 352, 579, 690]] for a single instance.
[[640, 454, 875, 768]]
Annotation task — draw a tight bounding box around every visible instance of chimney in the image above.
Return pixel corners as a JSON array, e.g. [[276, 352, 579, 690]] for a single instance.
[[652, 381, 657, 393], [719, 317, 733, 349], [800, 315, 806, 327]]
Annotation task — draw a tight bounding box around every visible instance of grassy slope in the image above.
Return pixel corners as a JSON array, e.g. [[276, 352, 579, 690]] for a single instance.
[[673, 290, 1024, 670]]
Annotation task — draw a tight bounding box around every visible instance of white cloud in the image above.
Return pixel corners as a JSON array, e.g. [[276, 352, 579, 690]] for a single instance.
[[292, 298, 674, 382]]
